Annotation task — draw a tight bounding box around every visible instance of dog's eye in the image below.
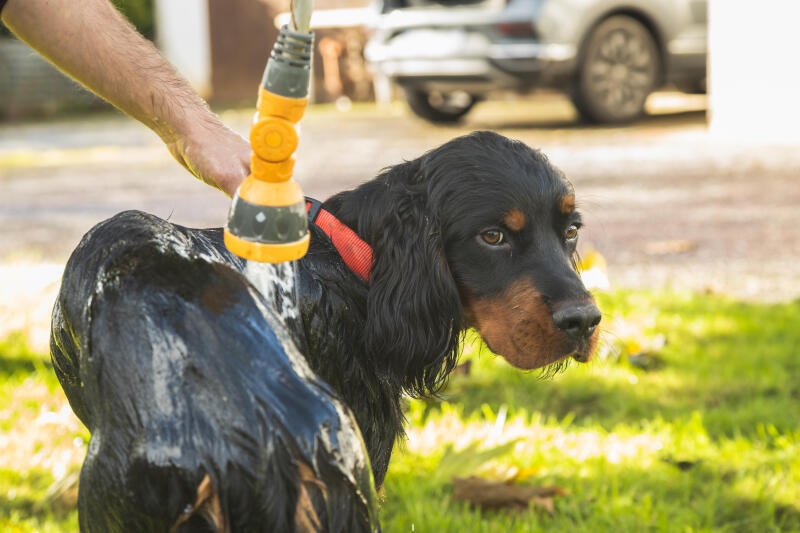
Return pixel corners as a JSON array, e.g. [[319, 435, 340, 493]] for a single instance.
[[565, 224, 579, 241], [481, 230, 505, 246]]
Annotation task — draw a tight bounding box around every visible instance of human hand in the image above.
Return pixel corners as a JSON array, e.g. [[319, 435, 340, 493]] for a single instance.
[[165, 120, 251, 198]]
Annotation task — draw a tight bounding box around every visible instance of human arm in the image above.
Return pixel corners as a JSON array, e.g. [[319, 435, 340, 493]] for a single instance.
[[1, 0, 249, 196]]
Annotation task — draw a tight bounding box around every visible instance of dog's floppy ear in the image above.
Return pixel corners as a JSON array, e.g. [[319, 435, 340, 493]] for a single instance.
[[364, 160, 465, 397]]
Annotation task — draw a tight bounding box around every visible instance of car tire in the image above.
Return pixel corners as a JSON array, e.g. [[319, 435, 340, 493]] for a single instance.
[[676, 77, 707, 95], [404, 89, 477, 124], [571, 15, 661, 124]]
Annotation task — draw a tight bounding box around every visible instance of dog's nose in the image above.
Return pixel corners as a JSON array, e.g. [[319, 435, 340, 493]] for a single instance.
[[552, 303, 601, 341]]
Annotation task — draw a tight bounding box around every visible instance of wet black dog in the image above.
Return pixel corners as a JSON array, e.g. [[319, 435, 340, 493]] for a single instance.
[[51, 131, 600, 532]]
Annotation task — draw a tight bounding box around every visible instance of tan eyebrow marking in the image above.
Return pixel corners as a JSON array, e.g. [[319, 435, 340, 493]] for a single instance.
[[503, 209, 526, 232], [560, 195, 576, 214]]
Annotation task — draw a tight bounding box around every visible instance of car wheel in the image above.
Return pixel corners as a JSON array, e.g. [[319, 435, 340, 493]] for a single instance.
[[571, 15, 661, 124], [676, 77, 707, 95], [404, 89, 477, 124]]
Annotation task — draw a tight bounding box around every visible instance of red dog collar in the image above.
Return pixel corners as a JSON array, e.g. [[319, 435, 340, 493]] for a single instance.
[[306, 199, 372, 282]]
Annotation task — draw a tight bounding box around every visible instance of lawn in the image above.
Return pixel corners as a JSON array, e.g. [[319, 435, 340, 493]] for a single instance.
[[1, 290, 799, 532]]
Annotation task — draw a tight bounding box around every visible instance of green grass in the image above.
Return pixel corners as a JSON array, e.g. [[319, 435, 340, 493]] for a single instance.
[[0, 334, 83, 532], [1, 290, 799, 532], [381, 290, 800, 532]]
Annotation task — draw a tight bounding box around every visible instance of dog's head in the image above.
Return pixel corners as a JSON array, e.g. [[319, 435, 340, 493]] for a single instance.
[[358, 131, 600, 394]]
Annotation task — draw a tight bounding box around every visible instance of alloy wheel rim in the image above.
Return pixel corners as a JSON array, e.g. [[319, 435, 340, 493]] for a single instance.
[[586, 28, 655, 115]]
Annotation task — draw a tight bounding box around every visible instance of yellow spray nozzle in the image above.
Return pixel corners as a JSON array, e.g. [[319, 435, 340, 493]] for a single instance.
[[224, 27, 314, 263]]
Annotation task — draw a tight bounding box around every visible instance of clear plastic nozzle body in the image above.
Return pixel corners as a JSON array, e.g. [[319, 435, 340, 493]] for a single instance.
[[291, 0, 313, 33]]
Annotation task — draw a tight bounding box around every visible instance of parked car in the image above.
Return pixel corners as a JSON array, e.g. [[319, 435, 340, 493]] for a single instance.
[[365, 0, 707, 124]]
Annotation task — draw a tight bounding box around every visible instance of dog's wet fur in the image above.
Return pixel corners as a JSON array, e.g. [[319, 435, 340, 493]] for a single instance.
[[51, 131, 600, 532]]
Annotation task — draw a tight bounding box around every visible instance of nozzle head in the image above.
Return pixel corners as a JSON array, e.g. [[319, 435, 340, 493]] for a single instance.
[[224, 227, 309, 263], [224, 178, 309, 263], [262, 27, 313, 99]]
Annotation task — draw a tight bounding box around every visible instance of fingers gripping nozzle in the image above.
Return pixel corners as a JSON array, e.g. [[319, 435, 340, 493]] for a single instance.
[[225, 27, 313, 263]]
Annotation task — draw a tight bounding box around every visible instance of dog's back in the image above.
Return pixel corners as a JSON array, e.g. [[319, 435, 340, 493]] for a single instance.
[[51, 211, 380, 533]]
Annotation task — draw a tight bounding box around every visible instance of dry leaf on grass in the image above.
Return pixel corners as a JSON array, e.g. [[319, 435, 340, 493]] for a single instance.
[[452, 476, 566, 514], [452, 360, 472, 376], [627, 351, 665, 371]]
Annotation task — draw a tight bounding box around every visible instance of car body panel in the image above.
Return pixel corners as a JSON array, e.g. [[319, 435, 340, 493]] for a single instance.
[[366, 0, 707, 94]]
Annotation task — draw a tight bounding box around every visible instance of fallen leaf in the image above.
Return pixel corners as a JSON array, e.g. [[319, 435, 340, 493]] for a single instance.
[[662, 457, 701, 471], [451, 476, 566, 513], [531, 496, 555, 514], [627, 351, 665, 371], [453, 360, 472, 376]]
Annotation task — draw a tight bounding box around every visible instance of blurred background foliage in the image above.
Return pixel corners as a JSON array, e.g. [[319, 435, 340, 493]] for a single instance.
[[0, 0, 154, 40], [112, 0, 155, 40]]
